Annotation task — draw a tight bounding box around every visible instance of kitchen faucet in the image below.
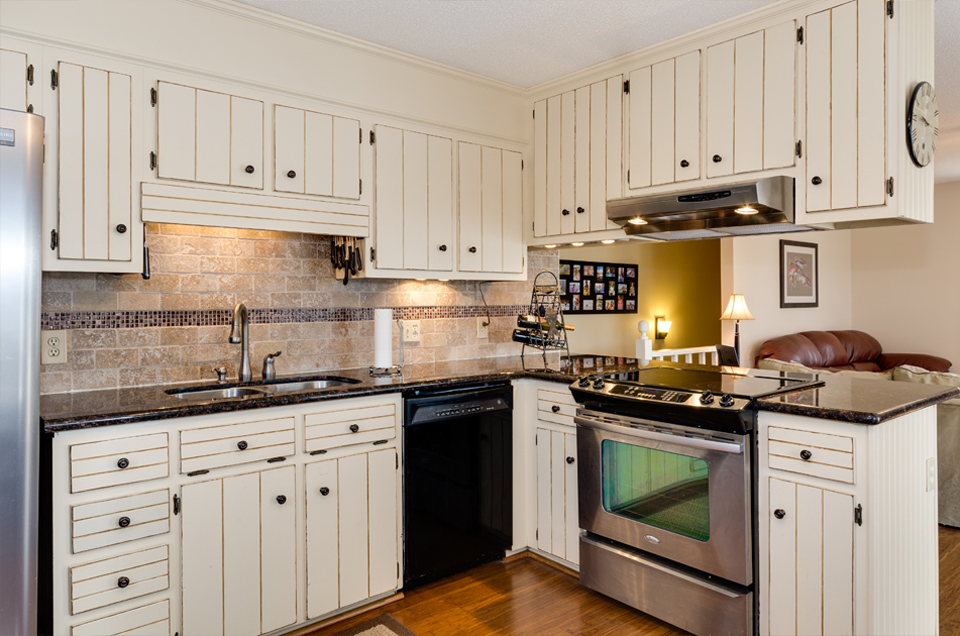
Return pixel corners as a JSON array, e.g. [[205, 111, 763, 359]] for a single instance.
[[228, 302, 252, 382]]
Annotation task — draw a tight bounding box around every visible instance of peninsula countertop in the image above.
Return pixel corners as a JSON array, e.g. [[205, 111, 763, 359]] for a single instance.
[[40, 355, 959, 432]]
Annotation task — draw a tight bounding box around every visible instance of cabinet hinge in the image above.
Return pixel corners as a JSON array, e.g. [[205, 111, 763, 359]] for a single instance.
[[359, 178, 363, 195], [267, 456, 287, 463], [369, 130, 376, 145], [397, 562, 400, 579], [532, 109, 535, 119], [173, 494, 181, 515], [536, 529, 538, 540], [187, 469, 209, 477], [855, 503, 863, 526], [886, 0, 894, 18], [627, 169, 630, 185], [359, 127, 363, 144], [796, 140, 803, 158], [50, 69, 58, 90], [149, 151, 157, 171], [886, 177, 894, 197], [797, 26, 804, 44], [623, 80, 630, 94], [521, 159, 524, 170], [50, 229, 58, 251], [26, 104, 34, 113], [396, 452, 399, 470], [370, 247, 376, 262], [26, 64, 34, 85], [150, 87, 157, 107]]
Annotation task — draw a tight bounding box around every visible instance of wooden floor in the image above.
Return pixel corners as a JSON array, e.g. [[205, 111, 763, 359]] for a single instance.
[[307, 526, 960, 636]]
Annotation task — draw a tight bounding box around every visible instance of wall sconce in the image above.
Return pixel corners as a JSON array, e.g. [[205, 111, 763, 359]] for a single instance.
[[654, 316, 672, 340]]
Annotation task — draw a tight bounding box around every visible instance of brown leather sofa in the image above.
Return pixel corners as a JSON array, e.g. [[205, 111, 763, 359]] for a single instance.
[[755, 330, 952, 372]]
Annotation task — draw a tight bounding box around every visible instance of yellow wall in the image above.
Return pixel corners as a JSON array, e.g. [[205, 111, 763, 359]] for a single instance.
[[559, 240, 721, 357]]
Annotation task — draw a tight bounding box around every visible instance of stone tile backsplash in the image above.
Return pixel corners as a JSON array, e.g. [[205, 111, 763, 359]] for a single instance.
[[40, 223, 559, 394]]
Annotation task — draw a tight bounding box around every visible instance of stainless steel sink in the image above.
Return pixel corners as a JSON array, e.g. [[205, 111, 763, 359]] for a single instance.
[[260, 377, 360, 393], [168, 387, 271, 400]]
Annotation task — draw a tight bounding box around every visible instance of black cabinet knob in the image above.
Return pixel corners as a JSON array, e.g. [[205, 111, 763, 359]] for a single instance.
[[276, 495, 287, 505], [566, 456, 575, 465], [712, 154, 723, 163], [438, 244, 447, 251], [562, 209, 571, 216], [117, 576, 130, 589], [551, 405, 561, 413], [576, 207, 585, 214], [319, 487, 330, 496], [800, 449, 813, 460], [118, 516, 131, 528], [774, 509, 786, 520], [237, 440, 248, 450], [115, 224, 127, 234], [287, 170, 297, 179], [811, 176, 822, 185], [245, 165, 255, 174], [349, 424, 360, 433], [680, 159, 690, 168], [117, 457, 129, 469], [469, 246, 477, 254]]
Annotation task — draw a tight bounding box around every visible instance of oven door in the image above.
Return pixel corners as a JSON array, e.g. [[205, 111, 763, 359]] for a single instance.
[[576, 408, 752, 586]]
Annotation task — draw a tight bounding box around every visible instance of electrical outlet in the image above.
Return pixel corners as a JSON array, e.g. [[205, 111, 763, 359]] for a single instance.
[[927, 457, 937, 492], [477, 317, 489, 339], [403, 320, 421, 343], [41, 329, 67, 364]]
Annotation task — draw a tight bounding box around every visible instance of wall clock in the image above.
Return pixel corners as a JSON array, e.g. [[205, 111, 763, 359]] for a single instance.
[[907, 81, 938, 167]]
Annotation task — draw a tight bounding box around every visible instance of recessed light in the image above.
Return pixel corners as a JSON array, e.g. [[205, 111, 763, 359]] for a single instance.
[[544, 244, 557, 249], [571, 242, 584, 247], [735, 206, 758, 215], [601, 239, 616, 244], [627, 217, 648, 225]]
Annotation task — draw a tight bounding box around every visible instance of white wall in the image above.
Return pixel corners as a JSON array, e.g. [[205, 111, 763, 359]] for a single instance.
[[851, 181, 960, 369], [721, 230, 854, 366]]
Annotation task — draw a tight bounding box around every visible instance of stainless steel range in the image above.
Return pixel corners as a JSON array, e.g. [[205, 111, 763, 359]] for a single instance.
[[570, 366, 823, 636]]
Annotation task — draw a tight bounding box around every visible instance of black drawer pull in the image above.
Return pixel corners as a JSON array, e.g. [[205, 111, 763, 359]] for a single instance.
[[566, 456, 575, 465], [551, 405, 561, 413], [116, 457, 129, 469], [310, 449, 328, 455], [811, 176, 822, 185], [267, 456, 286, 463], [561, 209, 571, 216], [800, 449, 813, 460], [576, 207, 585, 214], [680, 159, 690, 168], [774, 509, 786, 520], [118, 516, 131, 528], [237, 440, 248, 450], [349, 424, 360, 433], [115, 224, 127, 234], [287, 170, 297, 179], [469, 246, 477, 254], [245, 165, 255, 174], [373, 440, 388, 445], [276, 495, 287, 505], [117, 576, 130, 589], [319, 487, 330, 496], [439, 244, 447, 251], [712, 154, 723, 163]]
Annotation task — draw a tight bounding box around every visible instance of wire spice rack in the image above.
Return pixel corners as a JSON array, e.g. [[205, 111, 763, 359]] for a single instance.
[[514, 271, 571, 364]]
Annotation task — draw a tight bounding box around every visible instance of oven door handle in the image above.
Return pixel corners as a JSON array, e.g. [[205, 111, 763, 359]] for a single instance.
[[574, 413, 744, 455]]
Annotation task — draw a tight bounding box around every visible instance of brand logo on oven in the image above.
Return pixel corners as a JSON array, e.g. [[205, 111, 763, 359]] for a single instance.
[[644, 534, 661, 544]]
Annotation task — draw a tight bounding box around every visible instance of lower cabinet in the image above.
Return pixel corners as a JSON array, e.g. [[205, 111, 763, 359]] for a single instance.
[[181, 465, 297, 636], [535, 426, 579, 565]]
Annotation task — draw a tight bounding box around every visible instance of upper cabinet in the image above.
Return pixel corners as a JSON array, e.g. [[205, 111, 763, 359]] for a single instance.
[[0, 47, 30, 111], [274, 105, 360, 199], [533, 75, 622, 239]]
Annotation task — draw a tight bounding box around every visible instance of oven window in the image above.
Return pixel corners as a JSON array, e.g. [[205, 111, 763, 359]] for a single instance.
[[601, 440, 710, 541]]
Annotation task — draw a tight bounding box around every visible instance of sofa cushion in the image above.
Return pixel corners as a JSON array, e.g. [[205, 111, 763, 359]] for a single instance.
[[892, 364, 960, 406], [757, 358, 893, 380], [757, 332, 850, 368], [877, 352, 953, 373], [829, 330, 883, 365]]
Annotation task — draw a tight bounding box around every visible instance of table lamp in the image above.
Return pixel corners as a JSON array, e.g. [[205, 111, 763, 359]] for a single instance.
[[720, 294, 754, 361]]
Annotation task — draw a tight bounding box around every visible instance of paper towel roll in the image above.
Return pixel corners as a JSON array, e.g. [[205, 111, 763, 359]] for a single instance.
[[374, 308, 393, 369]]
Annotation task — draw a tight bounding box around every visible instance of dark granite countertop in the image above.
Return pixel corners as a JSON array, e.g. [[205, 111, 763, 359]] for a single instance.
[[41, 355, 959, 433]]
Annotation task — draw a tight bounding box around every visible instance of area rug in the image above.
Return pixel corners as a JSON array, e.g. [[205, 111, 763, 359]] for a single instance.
[[328, 613, 419, 636]]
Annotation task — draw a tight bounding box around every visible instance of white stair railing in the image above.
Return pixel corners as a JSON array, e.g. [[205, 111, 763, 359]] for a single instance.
[[636, 341, 719, 365]]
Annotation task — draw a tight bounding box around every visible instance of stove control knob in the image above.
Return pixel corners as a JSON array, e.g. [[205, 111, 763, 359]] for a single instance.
[[699, 391, 715, 405], [578, 376, 591, 387], [719, 393, 735, 408], [592, 378, 605, 390]]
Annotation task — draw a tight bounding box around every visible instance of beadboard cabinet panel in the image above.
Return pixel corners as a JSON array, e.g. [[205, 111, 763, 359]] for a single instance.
[[674, 51, 701, 183], [734, 31, 764, 174], [705, 41, 734, 179], [0, 48, 28, 111], [763, 21, 797, 170]]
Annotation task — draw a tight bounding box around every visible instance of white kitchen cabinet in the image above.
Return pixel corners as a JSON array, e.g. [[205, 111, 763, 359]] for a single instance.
[[533, 75, 622, 238], [0, 47, 30, 111], [274, 104, 360, 199], [373, 125, 453, 272], [458, 141, 523, 273], [535, 427, 578, 566], [181, 465, 297, 636], [156, 80, 264, 189]]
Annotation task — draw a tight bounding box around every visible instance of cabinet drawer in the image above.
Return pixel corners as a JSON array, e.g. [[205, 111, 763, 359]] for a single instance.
[[304, 403, 397, 453], [180, 416, 295, 473], [537, 387, 578, 426], [70, 433, 168, 493], [70, 546, 169, 615], [72, 599, 170, 636], [72, 489, 170, 554], [767, 426, 854, 483]]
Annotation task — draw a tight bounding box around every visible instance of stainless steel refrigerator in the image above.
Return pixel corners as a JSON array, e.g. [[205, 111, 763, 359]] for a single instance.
[[0, 108, 44, 636]]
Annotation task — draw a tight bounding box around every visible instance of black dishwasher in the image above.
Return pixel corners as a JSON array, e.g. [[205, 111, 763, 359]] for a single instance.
[[402, 383, 513, 589]]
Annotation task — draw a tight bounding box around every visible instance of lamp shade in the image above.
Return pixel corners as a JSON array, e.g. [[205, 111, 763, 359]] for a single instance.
[[720, 294, 754, 321]]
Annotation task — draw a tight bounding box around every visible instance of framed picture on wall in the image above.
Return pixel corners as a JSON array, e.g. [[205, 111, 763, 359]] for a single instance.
[[559, 259, 638, 315], [780, 240, 819, 308]]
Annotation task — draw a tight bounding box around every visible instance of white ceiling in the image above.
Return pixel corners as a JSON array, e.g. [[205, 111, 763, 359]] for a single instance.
[[233, 0, 960, 183]]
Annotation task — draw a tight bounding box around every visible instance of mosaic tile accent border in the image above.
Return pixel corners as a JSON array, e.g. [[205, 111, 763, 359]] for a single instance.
[[41, 305, 533, 330]]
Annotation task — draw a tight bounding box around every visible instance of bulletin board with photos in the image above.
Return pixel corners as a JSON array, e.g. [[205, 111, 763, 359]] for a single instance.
[[559, 260, 638, 315]]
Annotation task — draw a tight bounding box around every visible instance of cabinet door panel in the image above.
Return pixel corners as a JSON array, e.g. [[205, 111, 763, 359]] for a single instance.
[[545, 95, 562, 235], [374, 125, 404, 270], [181, 479, 224, 636], [107, 72, 132, 262], [305, 110, 334, 197], [83, 68, 109, 261], [428, 136, 454, 271], [231, 96, 263, 189], [222, 472, 260, 636], [0, 49, 28, 111], [574, 86, 591, 233], [768, 478, 796, 636], [822, 489, 854, 636], [628, 66, 652, 190], [650, 59, 675, 186], [260, 466, 297, 633], [675, 51, 701, 182], [831, 1, 858, 211], [458, 142, 482, 272], [58, 63, 84, 260], [481, 146, 503, 272], [533, 100, 547, 237], [157, 82, 196, 182], [605, 75, 622, 211], [706, 41, 734, 178], [764, 21, 797, 170], [734, 32, 764, 174], [338, 453, 369, 606], [196, 89, 230, 186], [796, 484, 824, 636], [563, 433, 578, 565], [368, 449, 398, 597], [560, 91, 575, 234], [275, 105, 305, 194], [857, 0, 886, 208], [332, 117, 360, 199], [550, 430, 566, 561], [805, 9, 832, 212], [306, 460, 339, 619], [403, 131, 429, 271], [536, 429, 552, 554], [501, 150, 524, 274], [590, 81, 608, 230]]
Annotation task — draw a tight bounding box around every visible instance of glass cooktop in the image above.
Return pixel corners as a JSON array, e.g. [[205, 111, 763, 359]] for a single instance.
[[600, 366, 824, 399]]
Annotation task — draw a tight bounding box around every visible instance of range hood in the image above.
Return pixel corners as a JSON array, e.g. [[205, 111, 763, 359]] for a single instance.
[[607, 176, 817, 241]]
